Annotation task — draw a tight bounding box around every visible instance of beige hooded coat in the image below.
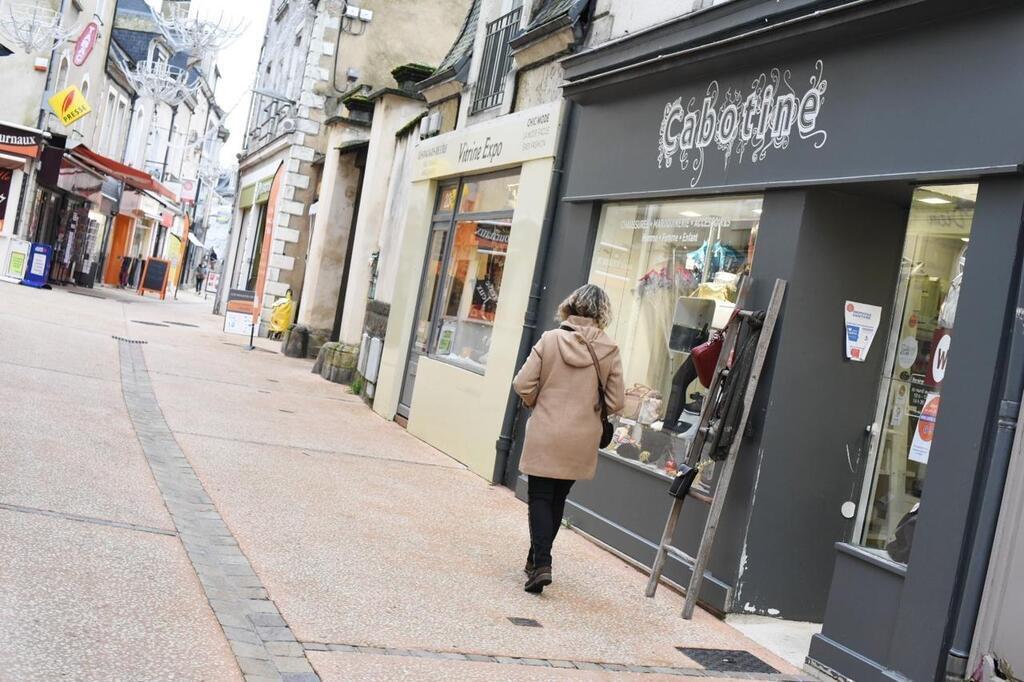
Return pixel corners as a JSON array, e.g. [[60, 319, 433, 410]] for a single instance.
[[513, 316, 626, 481]]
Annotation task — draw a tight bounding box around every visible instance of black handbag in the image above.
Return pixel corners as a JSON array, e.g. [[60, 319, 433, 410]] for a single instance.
[[668, 463, 699, 499], [580, 334, 614, 449]]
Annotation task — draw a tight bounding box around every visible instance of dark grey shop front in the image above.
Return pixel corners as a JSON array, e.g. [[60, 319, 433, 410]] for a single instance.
[[503, 1, 1024, 680]]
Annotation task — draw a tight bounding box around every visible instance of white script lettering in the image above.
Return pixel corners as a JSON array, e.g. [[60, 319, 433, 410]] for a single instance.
[[658, 60, 828, 187]]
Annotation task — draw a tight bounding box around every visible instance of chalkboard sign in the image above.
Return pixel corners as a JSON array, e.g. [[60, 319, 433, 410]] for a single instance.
[[139, 258, 170, 299]]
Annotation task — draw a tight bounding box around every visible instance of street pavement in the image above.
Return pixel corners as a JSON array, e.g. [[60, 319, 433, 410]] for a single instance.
[[0, 283, 809, 681]]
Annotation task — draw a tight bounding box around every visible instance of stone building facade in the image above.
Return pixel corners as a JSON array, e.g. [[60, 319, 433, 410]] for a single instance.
[[220, 0, 471, 338]]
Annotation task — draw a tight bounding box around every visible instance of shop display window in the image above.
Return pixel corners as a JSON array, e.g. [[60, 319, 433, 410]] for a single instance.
[[860, 184, 977, 564], [433, 219, 511, 371], [459, 174, 518, 214], [411, 170, 519, 374], [589, 195, 763, 478]]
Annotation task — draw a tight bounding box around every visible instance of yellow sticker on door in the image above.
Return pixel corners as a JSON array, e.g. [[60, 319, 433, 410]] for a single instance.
[[49, 85, 92, 126]]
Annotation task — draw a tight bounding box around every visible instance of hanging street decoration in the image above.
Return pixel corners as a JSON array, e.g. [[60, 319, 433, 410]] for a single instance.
[[0, 2, 79, 54]]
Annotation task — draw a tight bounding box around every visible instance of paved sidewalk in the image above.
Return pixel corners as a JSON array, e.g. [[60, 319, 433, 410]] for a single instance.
[[0, 283, 809, 681]]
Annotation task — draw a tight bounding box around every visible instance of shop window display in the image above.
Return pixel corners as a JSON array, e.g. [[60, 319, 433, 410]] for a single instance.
[[433, 219, 511, 371], [589, 195, 763, 478], [860, 184, 977, 563], [410, 170, 520, 374]]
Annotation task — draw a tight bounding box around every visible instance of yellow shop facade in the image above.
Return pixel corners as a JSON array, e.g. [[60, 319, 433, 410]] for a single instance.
[[373, 101, 564, 479]]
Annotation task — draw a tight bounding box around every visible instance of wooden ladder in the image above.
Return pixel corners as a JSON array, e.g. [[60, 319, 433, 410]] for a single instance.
[[645, 278, 787, 620]]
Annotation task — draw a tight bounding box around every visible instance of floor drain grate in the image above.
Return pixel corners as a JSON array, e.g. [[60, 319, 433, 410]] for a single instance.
[[676, 648, 778, 674], [163, 321, 200, 328], [131, 320, 171, 327], [112, 336, 148, 345], [507, 617, 542, 628]]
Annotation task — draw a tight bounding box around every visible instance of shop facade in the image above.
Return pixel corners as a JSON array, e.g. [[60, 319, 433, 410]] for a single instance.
[[0, 123, 43, 280], [217, 146, 286, 329], [373, 100, 564, 478], [506, 2, 1024, 680], [53, 145, 177, 291]]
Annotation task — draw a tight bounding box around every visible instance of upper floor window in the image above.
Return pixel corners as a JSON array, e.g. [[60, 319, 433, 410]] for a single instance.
[[56, 54, 70, 91], [470, 6, 522, 115]]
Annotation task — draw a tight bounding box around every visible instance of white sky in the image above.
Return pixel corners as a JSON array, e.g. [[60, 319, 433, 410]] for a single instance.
[[148, 0, 272, 166]]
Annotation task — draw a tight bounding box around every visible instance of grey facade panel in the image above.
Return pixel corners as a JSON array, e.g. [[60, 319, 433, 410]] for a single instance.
[[886, 177, 1024, 681], [732, 187, 907, 622], [562, 7, 1024, 202], [809, 545, 906, 678]]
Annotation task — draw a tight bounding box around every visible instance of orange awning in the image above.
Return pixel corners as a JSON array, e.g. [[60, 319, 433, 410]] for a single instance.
[[67, 144, 178, 202]]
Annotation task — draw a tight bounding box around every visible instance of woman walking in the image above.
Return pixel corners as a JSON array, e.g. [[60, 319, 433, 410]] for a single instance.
[[513, 284, 625, 593], [194, 260, 208, 294]]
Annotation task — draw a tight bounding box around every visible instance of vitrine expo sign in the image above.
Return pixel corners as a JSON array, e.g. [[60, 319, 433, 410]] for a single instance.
[[657, 59, 829, 187]]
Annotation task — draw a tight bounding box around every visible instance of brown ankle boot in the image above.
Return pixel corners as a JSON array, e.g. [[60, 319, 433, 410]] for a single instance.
[[524, 566, 552, 593]]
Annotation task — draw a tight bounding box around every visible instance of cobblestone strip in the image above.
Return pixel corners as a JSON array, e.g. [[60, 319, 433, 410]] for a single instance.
[[298, 642, 811, 680], [118, 342, 319, 682], [0, 502, 177, 537]]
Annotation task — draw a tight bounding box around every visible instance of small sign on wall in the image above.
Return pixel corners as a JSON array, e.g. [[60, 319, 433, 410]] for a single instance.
[[72, 22, 100, 66], [845, 300, 882, 362], [909, 393, 941, 464], [48, 85, 92, 126]]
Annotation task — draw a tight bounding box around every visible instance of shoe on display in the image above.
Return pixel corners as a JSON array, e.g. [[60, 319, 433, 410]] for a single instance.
[[684, 393, 705, 415]]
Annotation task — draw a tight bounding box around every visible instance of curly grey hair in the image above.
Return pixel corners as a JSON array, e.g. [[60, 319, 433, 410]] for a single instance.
[[557, 284, 613, 328]]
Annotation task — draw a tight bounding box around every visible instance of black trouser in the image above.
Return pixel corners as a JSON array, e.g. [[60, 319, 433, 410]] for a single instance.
[[664, 355, 698, 430], [527, 475, 575, 569], [195, 276, 203, 293]]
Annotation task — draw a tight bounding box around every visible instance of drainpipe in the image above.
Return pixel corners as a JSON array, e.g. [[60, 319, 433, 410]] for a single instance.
[[160, 104, 179, 182], [492, 101, 575, 485], [943, 223, 1024, 681]]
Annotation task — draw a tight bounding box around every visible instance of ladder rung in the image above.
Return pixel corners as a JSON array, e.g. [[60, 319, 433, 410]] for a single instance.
[[665, 545, 696, 566], [688, 489, 713, 504]]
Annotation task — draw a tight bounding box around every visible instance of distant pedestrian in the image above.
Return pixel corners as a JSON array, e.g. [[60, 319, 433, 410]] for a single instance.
[[195, 260, 208, 294], [512, 284, 625, 594]]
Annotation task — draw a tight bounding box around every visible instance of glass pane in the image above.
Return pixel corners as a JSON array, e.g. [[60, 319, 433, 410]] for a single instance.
[[862, 184, 977, 563], [132, 222, 153, 258], [589, 195, 763, 477], [431, 219, 511, 371], [458, 173, 519, 214], [413, 229, 447, 353], [436, 185, 458, 214]]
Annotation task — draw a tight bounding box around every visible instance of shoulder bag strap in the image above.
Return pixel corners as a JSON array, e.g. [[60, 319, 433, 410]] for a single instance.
[[583, 339, 609, 418]]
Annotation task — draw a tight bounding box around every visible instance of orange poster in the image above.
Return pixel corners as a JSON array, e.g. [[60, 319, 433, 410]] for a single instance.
[[252, 163, 284, 324]]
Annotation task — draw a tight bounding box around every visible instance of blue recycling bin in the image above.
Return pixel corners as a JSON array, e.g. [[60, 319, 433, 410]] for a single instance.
[[20, 243, 52, 288]]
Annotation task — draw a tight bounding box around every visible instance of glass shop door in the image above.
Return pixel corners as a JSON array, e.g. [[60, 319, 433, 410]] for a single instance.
[[857, 184, 977, 563]]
